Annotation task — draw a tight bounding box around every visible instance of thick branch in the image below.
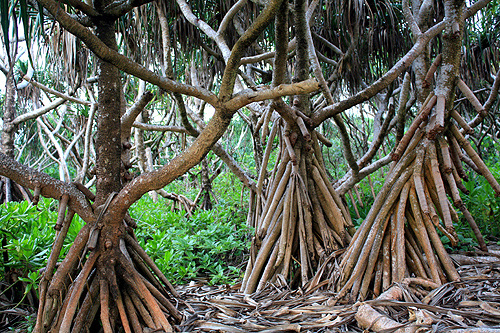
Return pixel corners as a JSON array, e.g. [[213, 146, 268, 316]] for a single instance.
[[0, 153, 94, 222], [65, 0, 100, 16], [132, 122, 187, 133], [225, 79, 320, 111], [103, 0, 154, 18]]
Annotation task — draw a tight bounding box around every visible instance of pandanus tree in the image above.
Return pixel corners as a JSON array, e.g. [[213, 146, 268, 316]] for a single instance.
[[0, 0, 319, 331], [241, 0, 499, 295], [0, 0, 498, 331], [332, 0, 500, 302]]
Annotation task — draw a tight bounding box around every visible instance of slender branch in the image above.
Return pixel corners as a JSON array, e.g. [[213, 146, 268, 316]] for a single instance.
[[13, 99, 68, 126], [358, 101, 396, 169], [75, 90, 97, 183], [217, 0, 248, 36], [23, 76, 90, 105], [184, 108, 257, 191], [37, 117, 71, 182], [240, 39, 297, 65], [311, 19, 449, 127], [36, 0, 219, 106], [312, 31, 343, 56], [0, 62, 8, 75]]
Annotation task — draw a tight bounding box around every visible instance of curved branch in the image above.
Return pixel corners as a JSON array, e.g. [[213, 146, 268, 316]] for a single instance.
[[109, 110, 233, 218], [37, 117, 71, 182], [36, 0, 219, 107], [0, 153, 94, 222], [217, 0, 248, 36], [121, 91, 154, 136], [305, 13, 359, 174], [218, 0, 286, 101]]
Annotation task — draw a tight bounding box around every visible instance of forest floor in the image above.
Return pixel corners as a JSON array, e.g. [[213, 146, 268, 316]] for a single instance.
[[176, 248, 500, 332], [2, 249, 500, 332]]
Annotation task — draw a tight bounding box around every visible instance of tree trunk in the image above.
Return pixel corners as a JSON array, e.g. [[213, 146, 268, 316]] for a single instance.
[[1, 66, 28, 203], [33, 11, 181, 333]]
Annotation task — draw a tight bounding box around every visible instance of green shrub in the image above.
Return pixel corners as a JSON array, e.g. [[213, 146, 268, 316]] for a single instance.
[[130, 196, 252, 285], [0, 198, 84, 301], [462, 161, 500, 240]]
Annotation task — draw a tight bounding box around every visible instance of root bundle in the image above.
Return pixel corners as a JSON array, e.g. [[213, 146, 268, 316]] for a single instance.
[[242, 121, 353, 294], [34, 190, 181, 333], [333, 86, 499, 302]]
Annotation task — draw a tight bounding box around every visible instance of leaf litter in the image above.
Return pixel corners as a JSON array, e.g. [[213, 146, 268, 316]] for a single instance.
[[176, 253, 500, 332], [2, 251, 500, 332]]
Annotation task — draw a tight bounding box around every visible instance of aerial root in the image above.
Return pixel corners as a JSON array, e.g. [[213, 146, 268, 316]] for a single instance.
[[334, 88, 496, 302], [242, 130, 352, 294], [34, 201, 180, 333]]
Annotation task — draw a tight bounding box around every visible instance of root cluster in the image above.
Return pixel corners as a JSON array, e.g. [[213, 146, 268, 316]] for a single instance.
[[333, 89, 500, 302], [34, 192, 181, 333], [242, 121, 354, 294]]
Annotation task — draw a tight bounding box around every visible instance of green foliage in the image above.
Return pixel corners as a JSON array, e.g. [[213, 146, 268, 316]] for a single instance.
[[0, 198, 84, 299], [130, 196, 251, 285], [462, 140, 500, 239], [440, 228, 476, 252]]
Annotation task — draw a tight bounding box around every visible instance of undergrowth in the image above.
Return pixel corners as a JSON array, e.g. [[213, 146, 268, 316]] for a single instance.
[[131, 197, 251, 285]]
